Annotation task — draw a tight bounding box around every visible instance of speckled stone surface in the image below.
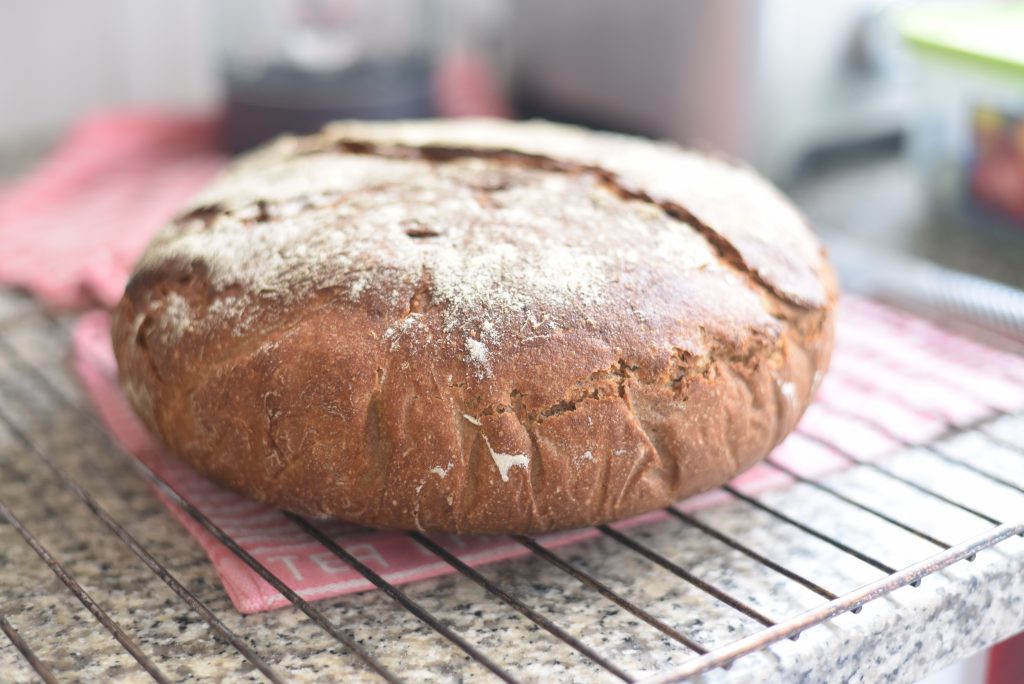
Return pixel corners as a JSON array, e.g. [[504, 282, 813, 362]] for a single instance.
[[0, 287, 1022, 683]]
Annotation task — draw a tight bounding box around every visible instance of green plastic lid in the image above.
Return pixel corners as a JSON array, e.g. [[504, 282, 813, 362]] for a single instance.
[[898, 3, 1024, 79]]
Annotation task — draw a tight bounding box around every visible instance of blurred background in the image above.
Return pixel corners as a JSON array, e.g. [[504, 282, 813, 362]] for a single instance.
[[1, 3, 1023, 682], [1, 0, 1023, 323]]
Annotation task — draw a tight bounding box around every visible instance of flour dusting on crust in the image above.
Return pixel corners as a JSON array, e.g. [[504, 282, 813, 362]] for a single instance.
[[133, 124, 727, 373], [482, 435, 530, 483], [465, 338, 491, 379]]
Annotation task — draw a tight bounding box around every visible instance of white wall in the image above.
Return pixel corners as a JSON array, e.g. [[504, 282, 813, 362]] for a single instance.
[[0, 0, 220, 148]]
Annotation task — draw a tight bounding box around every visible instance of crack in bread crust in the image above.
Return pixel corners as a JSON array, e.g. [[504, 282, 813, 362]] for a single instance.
[[328, 141, 813, 314], [197, 138, 814, 319]]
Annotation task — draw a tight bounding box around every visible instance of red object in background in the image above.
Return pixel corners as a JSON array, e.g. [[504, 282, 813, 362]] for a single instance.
[[433, 49, 513, 119], [970, 147, 1024, 222], [969, 108, 1024, 227], [989, 632, 1024, 684]]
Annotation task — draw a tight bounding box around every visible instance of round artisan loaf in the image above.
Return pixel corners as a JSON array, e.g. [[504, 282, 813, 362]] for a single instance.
[[112, 118, 837, 534]]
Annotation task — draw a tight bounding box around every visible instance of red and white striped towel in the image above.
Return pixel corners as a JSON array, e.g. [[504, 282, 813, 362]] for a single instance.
[[0, 111, 224, 308], [70, 296, 1024, 613]]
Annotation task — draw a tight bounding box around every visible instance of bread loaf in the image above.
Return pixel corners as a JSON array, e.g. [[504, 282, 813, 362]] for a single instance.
[[112, 119, 837, 534]]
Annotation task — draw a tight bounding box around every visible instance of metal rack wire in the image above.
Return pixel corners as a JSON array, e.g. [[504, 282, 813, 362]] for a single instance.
[[1, 299, 1023, 683]]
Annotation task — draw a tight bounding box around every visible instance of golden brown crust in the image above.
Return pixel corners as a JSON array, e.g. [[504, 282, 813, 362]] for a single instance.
[[112, 118, 837, 534]]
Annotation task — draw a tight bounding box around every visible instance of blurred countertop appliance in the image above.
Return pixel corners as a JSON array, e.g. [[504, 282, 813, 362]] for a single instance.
[[219, 0, 510, 153], [507, 0, 912, 183]]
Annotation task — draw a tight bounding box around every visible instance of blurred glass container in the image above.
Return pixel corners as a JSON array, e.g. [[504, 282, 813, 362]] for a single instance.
[[899, 3, 1024, 236], [218, 0, 509, 152]]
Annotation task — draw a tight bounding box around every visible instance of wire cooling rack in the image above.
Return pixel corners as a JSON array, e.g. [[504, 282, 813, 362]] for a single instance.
[[0, 291, 1023, 683]]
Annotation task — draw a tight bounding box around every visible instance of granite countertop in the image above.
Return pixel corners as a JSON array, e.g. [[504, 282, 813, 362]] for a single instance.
[[0, 287, 1022, 684]]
